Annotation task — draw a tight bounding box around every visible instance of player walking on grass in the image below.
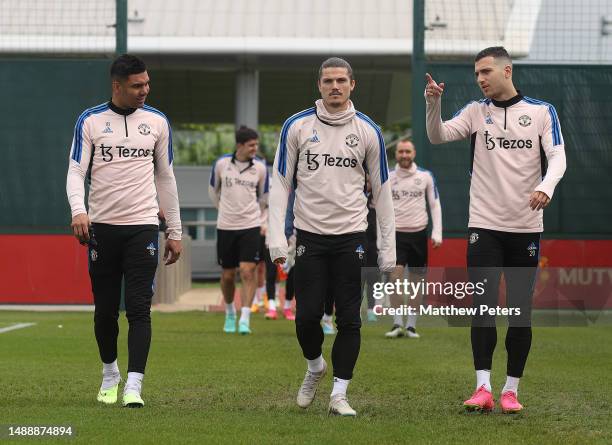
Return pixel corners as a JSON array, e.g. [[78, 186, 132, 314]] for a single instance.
[[268, 57, 396, 417], [209, 126, 269, 335], [66, 54, 182, 408], [385, 139, 442, 339], [425, 46, 566, 413]]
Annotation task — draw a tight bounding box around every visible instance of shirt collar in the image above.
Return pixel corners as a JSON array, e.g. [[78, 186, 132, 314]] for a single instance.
[[491, 92, 523, 108], [315, 99, 356, 126], [231, 151, 254, 172], [108, 100, 137, 116], [395, 162, 417, 176]]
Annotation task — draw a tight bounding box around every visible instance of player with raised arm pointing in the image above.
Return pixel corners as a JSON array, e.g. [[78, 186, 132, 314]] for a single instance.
[[425, 47, 566, 413]]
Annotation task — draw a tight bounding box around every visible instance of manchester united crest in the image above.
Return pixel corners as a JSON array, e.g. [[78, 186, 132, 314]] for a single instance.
[[345, 134, 360, 148], [138, 123, 151, 135], [518, 115, 531, 127]]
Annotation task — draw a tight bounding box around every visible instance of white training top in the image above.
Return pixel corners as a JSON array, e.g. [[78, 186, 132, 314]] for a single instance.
[[208, 154, 269, 231], [426, 92, 566, 233], [268, 99, 396, 271], [66, 101, 182, 240], [390, 163, 442, 243]]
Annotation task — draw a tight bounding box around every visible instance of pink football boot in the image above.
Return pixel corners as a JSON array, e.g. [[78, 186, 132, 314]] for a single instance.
[[463, 385, 495, 412], [283, 308, 296, 321], [500, 391, 523, 413], [265, 309, 278, 320]]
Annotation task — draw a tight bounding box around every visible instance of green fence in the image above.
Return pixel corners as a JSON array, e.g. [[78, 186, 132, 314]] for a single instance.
[[0, 59, 110, 233]]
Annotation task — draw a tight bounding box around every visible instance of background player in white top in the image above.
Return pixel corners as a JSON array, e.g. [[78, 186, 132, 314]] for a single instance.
[[425, 46, 566, 413], [385, 139, 442, 339], [66, 54, 182, 408], [209, 126, 269, 335]]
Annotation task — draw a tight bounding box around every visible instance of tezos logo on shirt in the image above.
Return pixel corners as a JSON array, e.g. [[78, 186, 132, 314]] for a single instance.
[[393, 189, 423, 199], [304, 149, 358, 171], [484, 131, 533, 150], [224, 177, 257, 188], [100, 144, 152, 162]]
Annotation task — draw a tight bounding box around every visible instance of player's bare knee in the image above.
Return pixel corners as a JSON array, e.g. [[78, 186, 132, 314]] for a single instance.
[[238, 263, 256, 281], [221, 268, 236, 284]]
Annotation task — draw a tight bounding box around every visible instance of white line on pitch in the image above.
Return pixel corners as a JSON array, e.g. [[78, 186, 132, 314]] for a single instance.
[[0, 323, 36, 334]]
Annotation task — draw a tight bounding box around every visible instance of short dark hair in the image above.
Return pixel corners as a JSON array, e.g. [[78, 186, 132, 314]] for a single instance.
[[235, 125, 258, 145], [398, 137, 413, 145], [318, 57, 353, 81], [475, 46, 512, 63], [110, 54, 147, 80]]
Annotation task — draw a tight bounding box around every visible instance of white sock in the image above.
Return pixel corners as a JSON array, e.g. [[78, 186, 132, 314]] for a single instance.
[[124, 372, 143, 395], [225, 303, 236, 315], [101, 360, 120, 390], [476, 369, 492, 392], [275, 283, 280, 298], [502, 376, 520, 395], [393, 313, 403, 327], [284, 299, 292, 310], [367, 308, 375, 316], [240, 306, 251, 323], [331, 377, 350, 397], [103, 359, 119, 374], [307, 355, 324, 373], [406, 313, 417, 329], [322, 313, 332, 323], [268, 298, 276, 311]]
